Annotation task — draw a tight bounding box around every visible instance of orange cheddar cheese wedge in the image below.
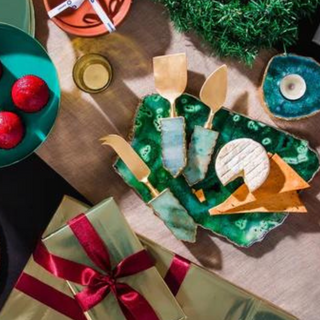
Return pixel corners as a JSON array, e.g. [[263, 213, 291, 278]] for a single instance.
[[209, 190, 307, 215], [209, 154, 309, 215], [194, 189, 206, 203]]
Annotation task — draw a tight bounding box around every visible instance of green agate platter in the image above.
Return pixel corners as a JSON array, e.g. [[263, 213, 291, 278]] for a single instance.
[[262, 54, 320, 120], [115, 94, 319, 247]]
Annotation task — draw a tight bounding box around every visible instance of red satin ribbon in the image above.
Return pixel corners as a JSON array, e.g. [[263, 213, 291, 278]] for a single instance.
[[15, 252, 191, 320], [164, 254, 191, 296], [33, 213, 160, 320], [16, 273, 87, 320]]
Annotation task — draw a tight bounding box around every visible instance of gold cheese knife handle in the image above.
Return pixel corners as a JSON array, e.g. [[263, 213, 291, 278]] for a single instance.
[[204, 110, 215, 130], [143, 179, 160, 198], [170, 100, 177, 118]]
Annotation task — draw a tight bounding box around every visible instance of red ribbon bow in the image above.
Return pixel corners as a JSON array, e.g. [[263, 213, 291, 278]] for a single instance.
[[33, 213, 160, 320]]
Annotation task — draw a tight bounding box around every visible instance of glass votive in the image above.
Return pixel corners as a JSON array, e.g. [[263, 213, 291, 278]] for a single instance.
[[73, 53, 113, 94]]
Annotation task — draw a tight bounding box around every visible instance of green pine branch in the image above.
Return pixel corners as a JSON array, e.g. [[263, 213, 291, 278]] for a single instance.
[[152, 0, 320, 65]]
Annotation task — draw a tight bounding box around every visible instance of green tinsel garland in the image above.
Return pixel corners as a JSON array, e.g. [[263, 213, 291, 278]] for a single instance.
[[153, 0, 320, 65]]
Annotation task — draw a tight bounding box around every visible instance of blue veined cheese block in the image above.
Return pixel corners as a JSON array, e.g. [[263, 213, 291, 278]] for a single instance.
[[161, 117, 186, 177], [149, 189, 197, 242], [184, 125, 219, 186]]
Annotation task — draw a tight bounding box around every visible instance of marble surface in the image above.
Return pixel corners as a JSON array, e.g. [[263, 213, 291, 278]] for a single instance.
[[33, 1, 320, 319]]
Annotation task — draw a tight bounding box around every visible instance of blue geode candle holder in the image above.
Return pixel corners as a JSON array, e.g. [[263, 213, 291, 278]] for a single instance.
[[261, 54, 320, 120]]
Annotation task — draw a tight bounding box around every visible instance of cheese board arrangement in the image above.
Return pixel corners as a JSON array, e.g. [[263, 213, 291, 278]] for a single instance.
[[101, 54, 320, 248], [1, 1, 320, 319]]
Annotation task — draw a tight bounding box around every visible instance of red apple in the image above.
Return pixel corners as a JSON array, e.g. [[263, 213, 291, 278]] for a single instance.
[[12, 75, 50, 113], [0, 111, 24, 149]]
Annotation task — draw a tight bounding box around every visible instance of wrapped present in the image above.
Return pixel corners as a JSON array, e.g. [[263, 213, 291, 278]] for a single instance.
[[141, 236, 297, 320], [0, 196, 88, 320], [38, 198, 185, 320], [0, 196, 297, 320]]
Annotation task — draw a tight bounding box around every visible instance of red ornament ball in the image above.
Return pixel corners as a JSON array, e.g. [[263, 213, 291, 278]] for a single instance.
[[0, 111, 25, 149], [12, 75, 50, 113]]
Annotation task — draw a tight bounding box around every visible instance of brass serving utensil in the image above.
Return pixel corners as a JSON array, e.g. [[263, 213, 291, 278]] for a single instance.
[[101, 134, 197, 242], [153, 53, 188, 178], [153, 53, 187, 118], [183, 65, 228, 186], [100, 135, 159, 198], [201, 65, 228, 130]]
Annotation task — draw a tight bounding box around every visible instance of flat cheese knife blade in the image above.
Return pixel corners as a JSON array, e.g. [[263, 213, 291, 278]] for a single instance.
[[153, 53, 187, 118], [100, 135, 159, 197], [201, 65, 228, 130]]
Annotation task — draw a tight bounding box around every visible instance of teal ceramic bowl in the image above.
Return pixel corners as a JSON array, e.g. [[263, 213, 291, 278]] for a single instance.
[[0, 23, 60, 167], [0, 0, 33, 36]]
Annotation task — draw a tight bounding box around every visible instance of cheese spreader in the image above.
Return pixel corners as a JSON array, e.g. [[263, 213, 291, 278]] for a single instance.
[[153, 53, 188, 178]]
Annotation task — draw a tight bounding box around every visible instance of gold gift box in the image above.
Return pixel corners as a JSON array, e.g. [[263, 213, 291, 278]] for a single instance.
[[141, 236, 297, 320], [0, 196, 297, 320], [42, 198, 185, 320]]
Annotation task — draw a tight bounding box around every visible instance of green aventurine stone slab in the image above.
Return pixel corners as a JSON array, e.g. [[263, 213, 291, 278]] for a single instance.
[[262, 54, 320, 120], [184, 125, 219, 186], [114, 94, 320, 247], [149, 189, 197, 242], [161, 117, 186, 177]]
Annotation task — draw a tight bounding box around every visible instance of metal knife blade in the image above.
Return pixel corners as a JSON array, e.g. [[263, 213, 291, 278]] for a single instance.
[[200, 65, 228, 114], [101, 135, 159, 197]]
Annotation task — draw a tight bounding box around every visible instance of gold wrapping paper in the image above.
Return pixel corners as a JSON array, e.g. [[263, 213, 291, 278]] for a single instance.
[[42, 198, 185, 320], [0, 196, 297, 320], [140, 236, 297, 320], [0, 196, 87, 320]]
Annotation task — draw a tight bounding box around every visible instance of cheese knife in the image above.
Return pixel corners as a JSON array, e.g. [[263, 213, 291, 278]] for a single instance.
[[101, 134, 197, 242], [183, 65, 228, 186], [153, 53, 188, 178]]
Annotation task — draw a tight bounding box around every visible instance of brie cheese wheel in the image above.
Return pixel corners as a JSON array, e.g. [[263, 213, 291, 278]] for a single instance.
[[215, 138, 270, 192]]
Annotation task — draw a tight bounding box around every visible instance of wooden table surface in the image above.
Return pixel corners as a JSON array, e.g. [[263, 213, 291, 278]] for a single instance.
[[34, 1, 320, 319]]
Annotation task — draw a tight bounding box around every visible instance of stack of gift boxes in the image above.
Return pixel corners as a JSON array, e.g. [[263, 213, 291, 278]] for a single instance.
[[0, 197, 297, 320]]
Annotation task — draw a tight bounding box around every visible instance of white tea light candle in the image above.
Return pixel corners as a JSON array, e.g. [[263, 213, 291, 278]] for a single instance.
[[280, 74, 306, 101]]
